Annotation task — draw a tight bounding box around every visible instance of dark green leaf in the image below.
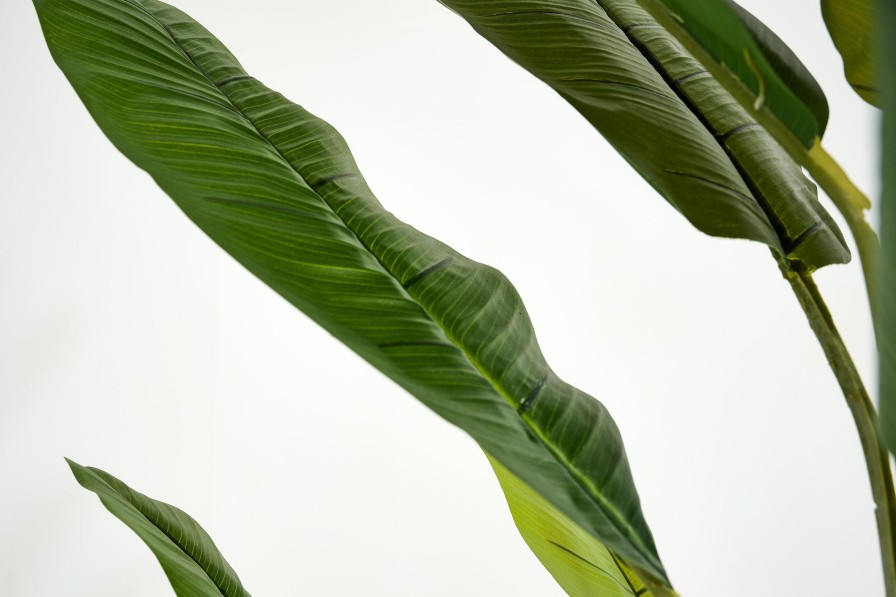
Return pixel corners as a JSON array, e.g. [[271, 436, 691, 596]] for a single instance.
[[822, 0, 879, 106], [725, 0, 830, 139], [877, 0, 896, 452], [437, 0, 849, 271], [67, 459, 251, 597], [36, 0, 669, 591], [656, 0, 829, 145]]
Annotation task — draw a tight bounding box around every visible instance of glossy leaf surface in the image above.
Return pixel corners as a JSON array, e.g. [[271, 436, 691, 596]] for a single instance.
[[437, 0, 849, 272], [822, 0, 879, 106], [658, 0, 829, 145], [68, 460, 251, 597], [36, 0, 669, 590], [724, 0, 830, 139]]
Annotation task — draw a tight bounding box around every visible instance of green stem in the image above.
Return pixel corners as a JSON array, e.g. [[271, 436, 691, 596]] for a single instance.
[[777, 253, 896, 597], [631, 2, 889, 587]]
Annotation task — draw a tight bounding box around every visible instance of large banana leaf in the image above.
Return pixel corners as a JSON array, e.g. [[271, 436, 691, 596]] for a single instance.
[[878, 0, 896, 453], [656, 0, 829, 146], [437, 0, 849, 272], [67, 459, 251, 597], [822, 0, 879, 106], [35, 0, 671, 592], [724, 0, 830, 142]]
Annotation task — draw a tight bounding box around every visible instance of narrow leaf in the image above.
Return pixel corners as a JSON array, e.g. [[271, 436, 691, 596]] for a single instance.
[[437, 0, 849, 271], [36, 0, 670, 591], [877, 0, 896, 452], [67, 459, 250, 597], [822, 0, 879, 106]]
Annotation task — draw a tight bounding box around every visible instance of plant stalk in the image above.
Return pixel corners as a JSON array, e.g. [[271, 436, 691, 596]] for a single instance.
[[804, 142, 881, 336], [777, 253, 896, 597]]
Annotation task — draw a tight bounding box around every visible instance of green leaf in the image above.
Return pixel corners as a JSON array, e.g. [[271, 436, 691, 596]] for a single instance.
[[36, 0, 670, 592], [724, 0, 830, 140], [488, 455, 677, 597], [878, 0, 896, 453], [822, 0, 879, 106], [437, 0, 849, 272], [657, 0, 829, 145], [67, 459, 251, 597]]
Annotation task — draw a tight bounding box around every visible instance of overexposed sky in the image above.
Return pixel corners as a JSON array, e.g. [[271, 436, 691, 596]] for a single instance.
[[0, 1, 883, 595]]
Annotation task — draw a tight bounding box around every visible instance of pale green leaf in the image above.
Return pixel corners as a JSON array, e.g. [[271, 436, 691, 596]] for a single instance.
[[488, 455, 677, 597], [659, 0, 829, 145]]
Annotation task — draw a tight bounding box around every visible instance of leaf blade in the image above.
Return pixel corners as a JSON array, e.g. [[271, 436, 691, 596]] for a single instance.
[[822, 0, 879, 106], [488, 454, 676, 597], [437, 0, 849, 271], [67, 459, 251, 597], [878, 0, 896, 452], [36, 0, 670, 590]]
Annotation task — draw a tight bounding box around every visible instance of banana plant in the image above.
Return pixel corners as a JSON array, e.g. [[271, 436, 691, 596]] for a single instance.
[[34, 0, 894, 595], [823, 0, 879, 106], [436, 0, 895, 591]]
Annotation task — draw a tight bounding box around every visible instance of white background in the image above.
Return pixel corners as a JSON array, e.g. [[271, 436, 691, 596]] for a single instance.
[[0, 0, 884, 595]]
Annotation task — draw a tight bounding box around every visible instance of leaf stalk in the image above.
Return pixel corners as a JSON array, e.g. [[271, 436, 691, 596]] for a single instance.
[[640, 0, 881, 342], [777, 253, 896, 597]]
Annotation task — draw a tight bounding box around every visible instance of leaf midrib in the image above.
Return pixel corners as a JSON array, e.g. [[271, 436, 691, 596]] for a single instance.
[[127, 0, 658, 571]]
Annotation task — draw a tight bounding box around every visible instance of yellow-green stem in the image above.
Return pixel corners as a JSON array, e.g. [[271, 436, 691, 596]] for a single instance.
[[805, 142, 881, 335], [777, 253, 896, 597]]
